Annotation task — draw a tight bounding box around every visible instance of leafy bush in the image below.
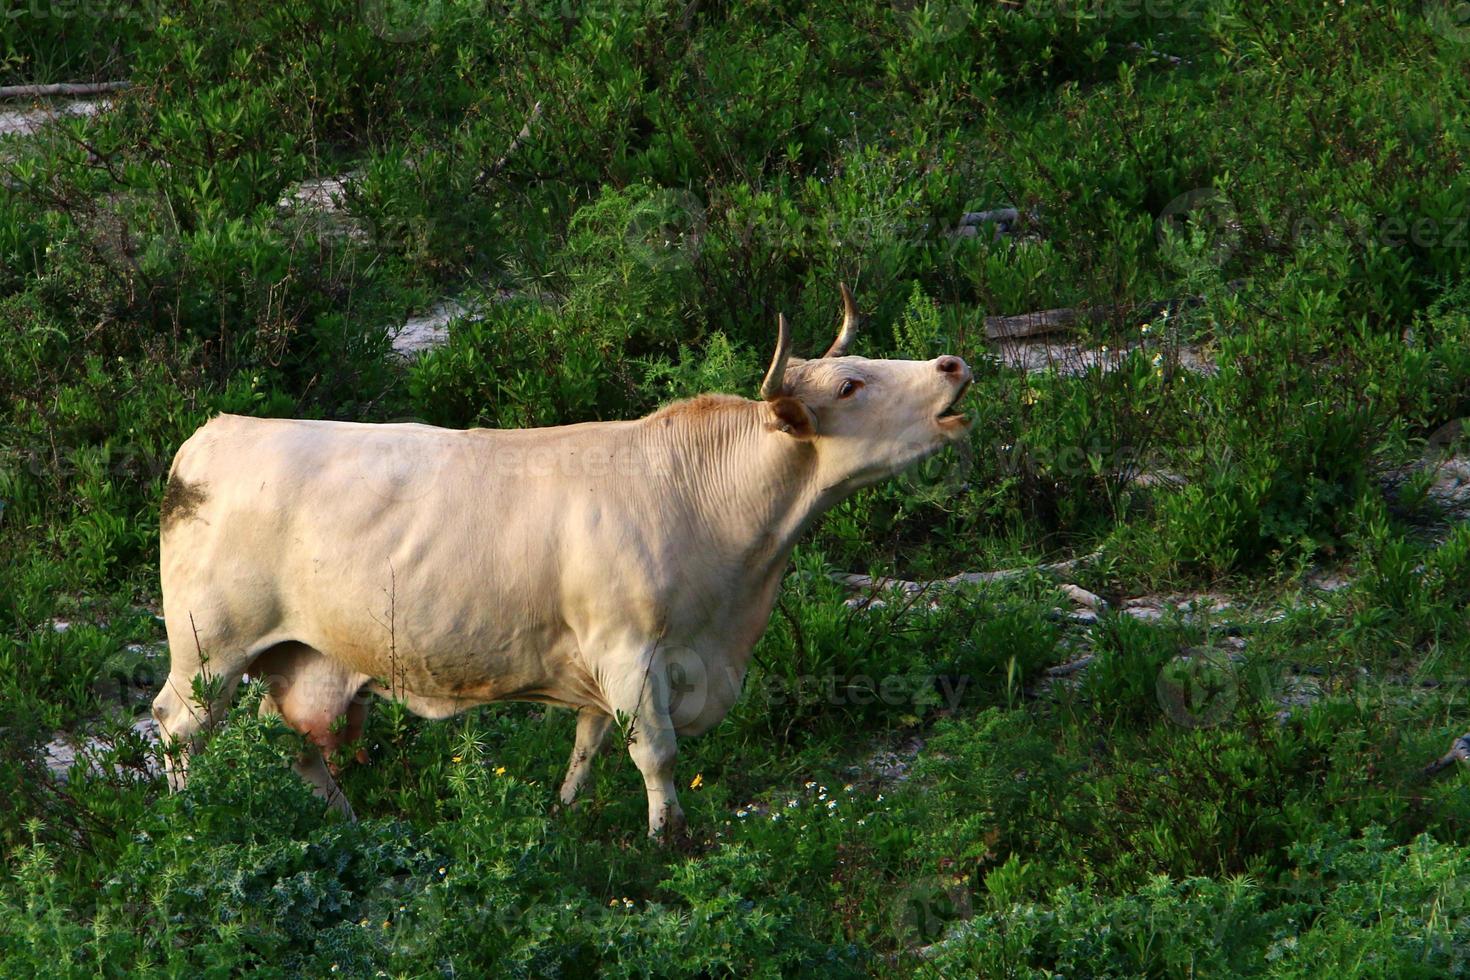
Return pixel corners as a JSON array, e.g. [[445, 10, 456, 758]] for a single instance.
[[3, 0, 1470, 972]]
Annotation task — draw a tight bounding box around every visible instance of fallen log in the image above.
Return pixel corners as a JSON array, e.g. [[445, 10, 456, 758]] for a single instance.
[[832, 552, 1101, 596], [1059, 583, 1106, 611], [0, 81, 130, 99], [984, 305, 1082, 340], [959, 207, 1019, 228], [1420, 733, 1470, 780], [1046, 655, 1095, 678], [984, 281, 1243, 341], [949, 207, 1021, 241]]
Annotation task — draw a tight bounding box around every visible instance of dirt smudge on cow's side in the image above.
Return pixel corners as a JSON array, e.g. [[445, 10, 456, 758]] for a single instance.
[[160, 477, 208, 533]]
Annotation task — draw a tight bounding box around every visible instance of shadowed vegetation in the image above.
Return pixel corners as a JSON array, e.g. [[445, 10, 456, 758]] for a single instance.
[[2, 1, 1470, 974]]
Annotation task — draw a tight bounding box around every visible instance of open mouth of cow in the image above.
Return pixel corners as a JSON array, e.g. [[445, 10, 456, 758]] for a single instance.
[[936, 380, 972, 429]]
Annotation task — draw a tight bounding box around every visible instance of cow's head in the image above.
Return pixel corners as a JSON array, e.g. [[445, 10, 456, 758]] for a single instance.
[[761, 285, 972, 492]]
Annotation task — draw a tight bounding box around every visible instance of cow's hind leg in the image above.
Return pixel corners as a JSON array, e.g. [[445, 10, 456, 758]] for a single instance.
[[559, 708, 612, 806], [251, 642, 371, 819]]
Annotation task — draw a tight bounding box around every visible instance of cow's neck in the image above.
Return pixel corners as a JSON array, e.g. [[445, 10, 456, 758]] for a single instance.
[[645, 396, 839, 574]]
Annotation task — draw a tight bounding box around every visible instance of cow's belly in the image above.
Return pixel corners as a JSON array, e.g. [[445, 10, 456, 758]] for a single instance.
[[296, 601, 601, 713], [281, 549, 603, 718]]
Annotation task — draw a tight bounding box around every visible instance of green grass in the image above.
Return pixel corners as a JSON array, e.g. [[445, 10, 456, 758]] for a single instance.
[[3, 0, 1470, 974]]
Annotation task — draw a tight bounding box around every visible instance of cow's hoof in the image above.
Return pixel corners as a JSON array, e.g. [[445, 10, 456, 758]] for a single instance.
[[649, 809, 688, 842]]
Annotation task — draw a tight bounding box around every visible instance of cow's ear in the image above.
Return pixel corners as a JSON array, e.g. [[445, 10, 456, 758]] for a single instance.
[[767, 396, 816, 440]]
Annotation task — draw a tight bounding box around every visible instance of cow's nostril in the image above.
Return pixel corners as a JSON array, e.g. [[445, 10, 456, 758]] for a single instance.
[[937, 356, 963, 376]]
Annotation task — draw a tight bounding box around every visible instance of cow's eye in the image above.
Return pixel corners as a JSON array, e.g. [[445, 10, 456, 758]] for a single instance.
[[838, 379, 861, 399]]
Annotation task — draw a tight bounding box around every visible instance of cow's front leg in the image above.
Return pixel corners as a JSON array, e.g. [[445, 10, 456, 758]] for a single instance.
[[608, 664, 684, 837], [559, 708, 612, 806]]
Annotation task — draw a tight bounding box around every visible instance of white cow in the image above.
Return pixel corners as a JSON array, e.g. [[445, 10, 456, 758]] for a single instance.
[[152, 286, 973, 834]]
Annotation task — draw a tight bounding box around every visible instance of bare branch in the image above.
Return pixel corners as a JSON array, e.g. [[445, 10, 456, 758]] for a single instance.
[[474, 99, 544, 188], [0, 81, 130, 99]]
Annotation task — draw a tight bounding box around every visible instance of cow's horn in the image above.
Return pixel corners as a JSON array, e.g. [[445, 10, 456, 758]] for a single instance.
[[822, 282, 859, 358], [760, 312, 792, 399]]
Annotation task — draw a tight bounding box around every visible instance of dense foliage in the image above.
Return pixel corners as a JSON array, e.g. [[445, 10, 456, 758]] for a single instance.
[[2, 1, 1469, 974]]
